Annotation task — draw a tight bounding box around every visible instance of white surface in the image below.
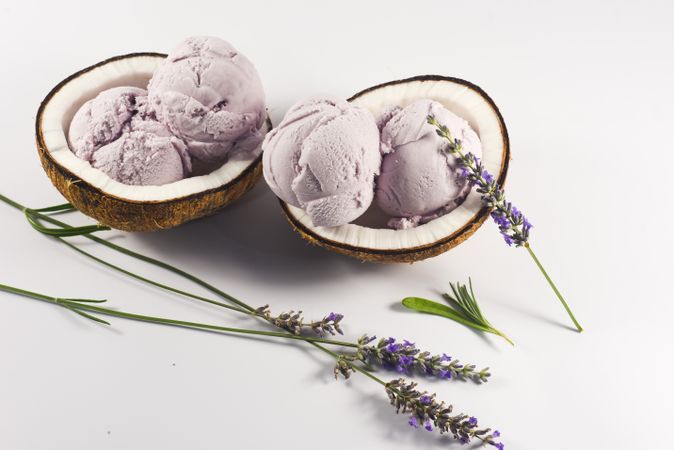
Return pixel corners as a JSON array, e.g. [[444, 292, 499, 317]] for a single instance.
[[289, 78, 507, 250], [1, 1, 672, 449]]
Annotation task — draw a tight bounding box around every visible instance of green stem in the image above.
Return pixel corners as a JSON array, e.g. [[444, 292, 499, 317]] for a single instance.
[[0, 194, 360, 375], [57, 236, 249, 314], [0, 193, 253, 313], [493, 329, 514, 346], [0, 283, 358, 348], [524, 242, 582, 332]]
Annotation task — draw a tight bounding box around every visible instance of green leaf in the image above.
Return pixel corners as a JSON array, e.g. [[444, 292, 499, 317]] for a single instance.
[[65, 307, 111, 326], [31, 203, 75, 214], [402, 278, 514, 346], [63, 297, 108, 304], [402, 297, 493, 333], [24, 210, 110, 237]]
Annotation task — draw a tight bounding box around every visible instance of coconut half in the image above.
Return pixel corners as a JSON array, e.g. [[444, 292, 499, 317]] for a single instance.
[[280, 75, 510, 263], [36, 52, 271, 231]]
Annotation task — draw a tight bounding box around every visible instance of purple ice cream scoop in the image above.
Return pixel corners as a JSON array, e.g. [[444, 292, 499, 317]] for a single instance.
[[91, 129, 186, 186], [148, 36, 267, 173], [68, 86, 147, 161], [68, 87, 190, 185], [262, 97, 381, 227], [375, 99, 483, 229]]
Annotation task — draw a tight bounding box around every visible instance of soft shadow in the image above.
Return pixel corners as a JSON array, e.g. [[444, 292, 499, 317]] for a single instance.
[[129, 184, 398, 287], [499, 299, 577, 332]]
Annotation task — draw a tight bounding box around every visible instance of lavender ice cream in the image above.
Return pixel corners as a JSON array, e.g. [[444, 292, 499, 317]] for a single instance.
[[375, 99, 483, 229], [68, 87, 190, 186], [68, 86, 147, 161], [148, 36, 266, 172], [91, 129, 186, 186], [262, 97, 381, 227]]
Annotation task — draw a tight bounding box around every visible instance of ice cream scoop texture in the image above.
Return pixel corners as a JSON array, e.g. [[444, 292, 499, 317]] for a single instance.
[[375, 99, 483, 229], [67, 36, 267, 185], [262, 98, 381, 227], [148, 36, 266, 170]]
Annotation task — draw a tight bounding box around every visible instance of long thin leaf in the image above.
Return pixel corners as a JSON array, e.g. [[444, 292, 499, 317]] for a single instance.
[[63, 297, 108, 304], [65, 306, 111, 325], [31, 203, 76, 214], [402, 297, 493, 333]]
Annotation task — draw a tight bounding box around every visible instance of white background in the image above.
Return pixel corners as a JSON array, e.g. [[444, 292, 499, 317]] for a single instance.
[[1, 1, 672, 449]]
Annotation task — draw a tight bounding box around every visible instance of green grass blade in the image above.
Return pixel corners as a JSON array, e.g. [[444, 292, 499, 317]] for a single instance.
[[25, 211, 109, 237], [63, 297, 108, 304], [31, 204, 75, 214], [65, 306, 111, 325]]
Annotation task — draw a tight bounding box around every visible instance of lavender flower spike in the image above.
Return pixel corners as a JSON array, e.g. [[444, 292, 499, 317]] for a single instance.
[[386, 379, 504, 448], [427, 115, 582, 332], [354, 335, 490, 383], [255, 305, 344, 336]]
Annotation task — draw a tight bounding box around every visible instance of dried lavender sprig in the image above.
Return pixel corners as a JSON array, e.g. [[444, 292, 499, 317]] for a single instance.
[[428, 116, 529, 247], [351, 335, 490, 383], [426, 116, 582, 332], [0, 283, 359, 348], [254, 305, 344, 336], [0, 194, 505, 446], [318, 344, 503, 448], [9, 196, 490, 383], [386, 378, 504, 449]]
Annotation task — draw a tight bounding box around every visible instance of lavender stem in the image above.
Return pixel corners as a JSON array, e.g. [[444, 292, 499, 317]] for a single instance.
[[427, 115, 582, 333], [524, 243, 582, 332]]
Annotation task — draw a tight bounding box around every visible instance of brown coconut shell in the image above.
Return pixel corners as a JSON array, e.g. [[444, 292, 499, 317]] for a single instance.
[[280, 75, 510, 263], [35, 52, 269, 232]]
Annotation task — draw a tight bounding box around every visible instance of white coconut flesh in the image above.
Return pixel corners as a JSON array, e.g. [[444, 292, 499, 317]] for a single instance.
[[284, 77, 508, 251], [39, 54, 268, 202]]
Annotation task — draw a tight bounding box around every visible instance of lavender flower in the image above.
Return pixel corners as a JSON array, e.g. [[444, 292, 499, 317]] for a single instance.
[[428, 115, 532, 247], [386, 378, 503, 447], [255, 305, 344, 336], [353, 335, 490, 383], [426, 115, 583, 332]]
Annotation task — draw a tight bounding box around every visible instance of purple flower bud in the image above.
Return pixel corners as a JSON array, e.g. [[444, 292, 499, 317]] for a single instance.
[[397, 355, 414, 372], [482, 170, 494, 184], [402, 339, 415, 348], [491, 212, 511, 230], [439, 369, 452, 379], [523, 218, 533, 233], [468, 416, 478, 425], [460, 436, 470, 445], [420, 395, 431, 405], [493, 443, 504, 450], [440, 353, 452, 362], [363, 335, 376, 344], [424, 420, 433, 432], [492, 430, 501, 438], [387, 342, 401, 353], [408, 416, 419, 428]]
